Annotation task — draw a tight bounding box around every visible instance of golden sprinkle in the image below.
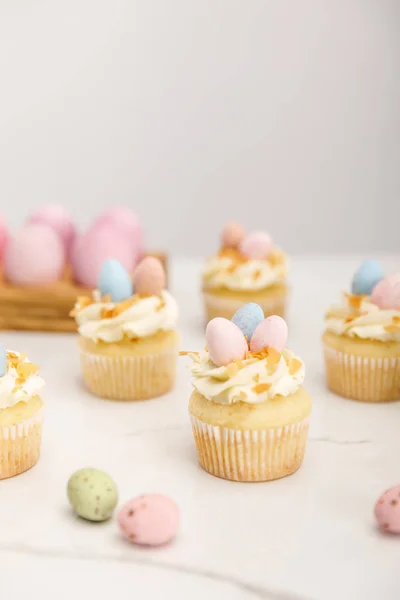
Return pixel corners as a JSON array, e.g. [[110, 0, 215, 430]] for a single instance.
[[289, 358, 302, 375], [384, 324, 400, 333], [113, 297, 138, 317], [156, 296, 166, 312], [101, 307, 115, 319], [345, 293, 366, 312], [252, 383, 271, 394], [252, 269, 262, 281], [253, 373, 260, 384], [17, 362, 40, 378], [393, 316, 400, 324], [179, 351, 200, 357]]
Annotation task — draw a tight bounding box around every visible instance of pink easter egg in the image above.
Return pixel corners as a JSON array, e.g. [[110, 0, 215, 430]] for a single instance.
[[374, 484, 400, 534], [4, 224, 65, 285], [134, 256, 166, 296], [239, 231, 272, 260], [206, 318, 248, 366], [250, 315, 288, 353], [27, 204, 76, 257], [371, 274, 400, 310], [71, 224, 137, 287], [96, 206, 144, 257], [118, 494, 179, 546], [221, 222, 246, 249], [0, 216, 8, 260]]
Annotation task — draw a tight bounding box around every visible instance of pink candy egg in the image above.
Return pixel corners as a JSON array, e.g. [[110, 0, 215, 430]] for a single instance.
[[0, 216, 8, 260], [27, 204, 76, 257], [374, 484, 400, 534], [118, 494, 179, 546], [71, 224, 137, 287], [239, 231, 272, 260], [221, 222, 246, 249], [4, 224, 65, 285], [371, 274, 400, 310], [250, 315, 288, 353], [134, 256, 166, 296], [96, 206, 144, 257], [206, 318, 248, 366]]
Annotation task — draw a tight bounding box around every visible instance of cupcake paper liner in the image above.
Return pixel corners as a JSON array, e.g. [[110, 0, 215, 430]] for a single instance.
[[190, 414, 310, 482], [79, 345, 178, 401], [203, 291, 286, 321], [324, 344, 400, 402], [0, 407, 44, 480]]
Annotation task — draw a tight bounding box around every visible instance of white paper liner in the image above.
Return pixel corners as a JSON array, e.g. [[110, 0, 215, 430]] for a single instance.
[[0, 406, 44, 479]]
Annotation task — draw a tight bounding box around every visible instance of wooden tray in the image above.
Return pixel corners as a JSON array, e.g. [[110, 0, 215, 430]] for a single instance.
[[0, 252, 167, 333]]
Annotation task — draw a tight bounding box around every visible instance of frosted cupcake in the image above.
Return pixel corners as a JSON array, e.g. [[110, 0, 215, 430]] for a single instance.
[[202, 222, 288, 322], [323, 260, 400, 402], [182, 303, 311, 482], [0, 346, 45, 479], [72, 257, 179, 401]]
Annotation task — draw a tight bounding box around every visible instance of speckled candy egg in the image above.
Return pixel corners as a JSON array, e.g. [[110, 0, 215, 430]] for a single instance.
[[71, 224, 138, 287], [133, 257, 166, 296], [206, 318, 248, 366], [98, 259, 133, 302], [67, 468, 118, 522], [374, 484, 400, 534], [239, 231, 272, 260], [0, 344, 6, 377], [0, 216, 8, 260], [351, 260, 384, 296], [96, 207, 144, 257], [27, 204, 76, 257], [371, 273, 400, 309], [118, 494, 179, 546], [221, 222, 246, 249], [250, 315, 288, 353], [4, 224, 65, 285], [231, 303, 264, 341]]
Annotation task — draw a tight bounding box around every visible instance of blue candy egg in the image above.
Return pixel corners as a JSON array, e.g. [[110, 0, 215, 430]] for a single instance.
[[231, 303, 264, 341], [0, 344, 6, 377], [351, 260, 384, 296], [97, 259, 133, 302]]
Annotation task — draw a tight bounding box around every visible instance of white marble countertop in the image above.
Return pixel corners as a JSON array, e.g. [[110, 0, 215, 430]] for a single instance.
[[1, 256, 400, 600]]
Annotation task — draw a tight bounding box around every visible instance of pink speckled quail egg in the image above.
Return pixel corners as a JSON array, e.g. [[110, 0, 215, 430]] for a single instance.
[[374, 484, 400, 534], [27, 204, 76, 257], [206, 317, 248, 366], [71, 224, 137, 287], [4, 224, 65, 285], [118, 494, 179, 546], [250, 315, 288, 353], [239, 231, 272, 260], [371, 274, 400, 310], [221, 222, 246, 249], [133, 257, 166, 296]]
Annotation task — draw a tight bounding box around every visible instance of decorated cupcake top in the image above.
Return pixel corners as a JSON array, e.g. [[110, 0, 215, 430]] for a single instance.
[[202, 222, 287, 291], [71, 257, 178, 343], [325, 261, 400, 342], [0, 346, 45, 409], [181, 304, 304, 405]]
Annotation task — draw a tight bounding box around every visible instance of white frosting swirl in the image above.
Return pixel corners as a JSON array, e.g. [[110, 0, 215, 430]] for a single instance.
[[74, 290, 179, 343], [187, 348, 304, 405], [325, 297, 400, 342], [202, 249, 287, 291], [0, 351, 45, 409]]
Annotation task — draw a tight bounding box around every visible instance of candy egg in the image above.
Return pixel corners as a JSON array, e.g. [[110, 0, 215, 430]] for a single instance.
[[133, 257, 166, 296], [0, 216, 8, 261], [27, 204, 76, 257], [98, 259, 133, 302], [4, 224, 65, 285], [0, 345, 6, 378], [96, 206, 144, 256], [118, 494, 179, 546], [371, 273, 400, 309], [71, 224, 137, 287], [221, 222, 246, 249], [351, 260, 384, 296], [250, 315, 288, 353], [67, 467, 118, 522], [374, 484, 400, 534], [239, 231, 272, 260], [231, 303, 264, 341], [206, 318, 248, 366]]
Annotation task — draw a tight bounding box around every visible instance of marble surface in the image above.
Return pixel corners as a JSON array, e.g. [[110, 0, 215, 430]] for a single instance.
[[1, 256, 400, 600]]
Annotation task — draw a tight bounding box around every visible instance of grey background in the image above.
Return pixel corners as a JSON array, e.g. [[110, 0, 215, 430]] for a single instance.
[[0, 0, 399, 255]]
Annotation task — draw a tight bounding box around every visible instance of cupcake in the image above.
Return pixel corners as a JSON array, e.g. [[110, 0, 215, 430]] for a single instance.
[[202, 223, 288, 323], [0, 346, 45, 479], [181, 303, 311, 482], [323, 260, 400, 402], [71, 257, 179, 401]]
